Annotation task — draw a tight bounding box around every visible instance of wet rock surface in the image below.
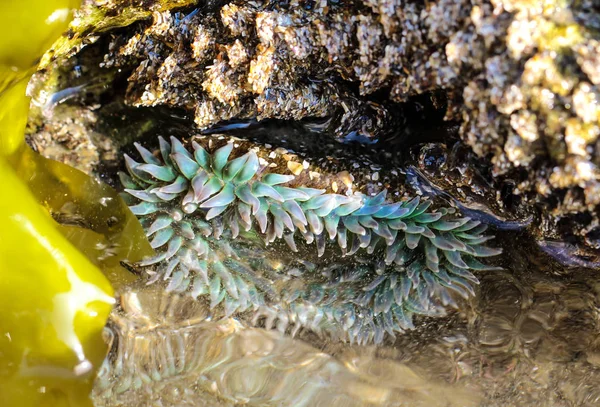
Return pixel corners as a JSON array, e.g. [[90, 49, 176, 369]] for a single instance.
[[27, 0, 600, 263]]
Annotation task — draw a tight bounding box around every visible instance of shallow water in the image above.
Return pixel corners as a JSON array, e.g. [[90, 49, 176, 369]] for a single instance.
[[86, 121, 600, 406], [91, 231, 600, 407]]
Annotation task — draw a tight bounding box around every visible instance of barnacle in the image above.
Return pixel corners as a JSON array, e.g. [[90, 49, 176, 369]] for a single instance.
[[121, 136, 501, 344]]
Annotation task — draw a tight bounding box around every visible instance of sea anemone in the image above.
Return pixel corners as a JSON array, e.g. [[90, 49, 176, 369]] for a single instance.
[[120, 135, 501, 344]]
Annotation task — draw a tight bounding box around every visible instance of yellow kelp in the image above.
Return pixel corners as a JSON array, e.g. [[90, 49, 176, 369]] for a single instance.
[[0, 1, 151, 406]]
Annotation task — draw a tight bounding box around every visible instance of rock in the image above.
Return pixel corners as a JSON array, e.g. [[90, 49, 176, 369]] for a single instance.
[[30, 0, 600, 262]]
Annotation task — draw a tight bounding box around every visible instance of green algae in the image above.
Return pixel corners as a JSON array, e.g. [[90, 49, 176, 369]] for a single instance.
[[0, 1, 152, 406]]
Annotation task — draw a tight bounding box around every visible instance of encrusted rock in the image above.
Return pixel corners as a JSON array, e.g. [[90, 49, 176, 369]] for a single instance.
[[31, 0, 600, 259]]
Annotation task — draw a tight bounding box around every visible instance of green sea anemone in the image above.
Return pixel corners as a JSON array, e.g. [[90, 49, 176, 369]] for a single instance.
[[120, 135, 501, 344]]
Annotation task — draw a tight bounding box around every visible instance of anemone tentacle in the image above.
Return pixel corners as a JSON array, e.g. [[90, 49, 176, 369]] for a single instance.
[[121, 135, 502, 344]]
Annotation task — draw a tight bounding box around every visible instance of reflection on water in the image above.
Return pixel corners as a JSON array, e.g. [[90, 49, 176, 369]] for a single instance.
[[93, 283, 479, 407], [93, 234, 600, 407]]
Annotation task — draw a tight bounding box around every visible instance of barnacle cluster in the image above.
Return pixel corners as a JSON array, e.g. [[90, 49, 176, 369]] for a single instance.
[[121, 135, 501, 344], [448, 0, 600, 251]]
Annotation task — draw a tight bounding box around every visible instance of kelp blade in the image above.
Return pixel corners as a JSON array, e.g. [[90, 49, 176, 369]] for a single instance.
[[0, 0, 152, 406], [0, 158, 114, 407]]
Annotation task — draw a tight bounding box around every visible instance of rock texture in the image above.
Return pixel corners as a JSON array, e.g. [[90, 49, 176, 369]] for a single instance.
[[30, 0, 600, 259]]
